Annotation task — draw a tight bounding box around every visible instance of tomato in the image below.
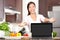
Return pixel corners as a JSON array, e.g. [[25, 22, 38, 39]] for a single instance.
[[23, 33, 28, 36]]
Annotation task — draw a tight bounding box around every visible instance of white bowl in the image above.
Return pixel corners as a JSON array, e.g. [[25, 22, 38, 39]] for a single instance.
[[0, 30, 5, 37]]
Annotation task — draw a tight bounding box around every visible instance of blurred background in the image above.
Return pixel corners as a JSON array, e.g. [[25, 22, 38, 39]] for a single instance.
[[0, 0, 60, 37]]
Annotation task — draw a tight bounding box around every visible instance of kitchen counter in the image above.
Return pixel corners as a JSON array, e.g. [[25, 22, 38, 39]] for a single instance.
[[0, 37, 60, 40], [2, 36, 23, 40], [53, 37, 60, 40], [0, 36, 31, 40]]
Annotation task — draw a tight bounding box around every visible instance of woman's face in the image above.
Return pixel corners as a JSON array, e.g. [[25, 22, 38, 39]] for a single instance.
[[29, 4, 36, 14]]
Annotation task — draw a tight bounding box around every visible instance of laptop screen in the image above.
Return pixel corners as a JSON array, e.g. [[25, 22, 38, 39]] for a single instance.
[[31, 23, 52, 38]]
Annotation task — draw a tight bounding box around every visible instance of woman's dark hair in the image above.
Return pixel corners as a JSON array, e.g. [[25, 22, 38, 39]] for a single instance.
[[27, 2, 35, 15]]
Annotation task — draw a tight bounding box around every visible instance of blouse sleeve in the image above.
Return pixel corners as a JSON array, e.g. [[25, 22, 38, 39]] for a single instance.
[[39, 14, 45, 22]]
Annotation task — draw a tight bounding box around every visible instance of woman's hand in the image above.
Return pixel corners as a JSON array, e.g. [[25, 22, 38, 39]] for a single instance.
[[18, 22, 27, 27], [49, 18, 56, 23]]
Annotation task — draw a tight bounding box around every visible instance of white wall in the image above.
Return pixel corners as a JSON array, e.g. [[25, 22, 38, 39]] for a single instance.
[[22, 0, 39, 21]]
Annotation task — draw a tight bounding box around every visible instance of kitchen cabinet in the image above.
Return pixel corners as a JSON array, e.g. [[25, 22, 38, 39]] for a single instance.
[[4, 0, 16, 9], [39, 0, 48, 17], [6, 13, 16, 22], [48, 0, 60, 11], [39, 0, 60, 17], [0, 0, 4, 21], [4, 0, 22, 23], [15, 0, 22, 23]]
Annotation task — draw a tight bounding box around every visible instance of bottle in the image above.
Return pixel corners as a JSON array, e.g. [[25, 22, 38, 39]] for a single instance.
[[19, 28, 26, 36]]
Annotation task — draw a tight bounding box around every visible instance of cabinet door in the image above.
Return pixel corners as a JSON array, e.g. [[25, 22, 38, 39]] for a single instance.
[[15, 0, 22, 23], [4, 0, 16, 9], [39, 0, 48, 17], [0, 0, 4, 21], [6, 14, 16, 22]]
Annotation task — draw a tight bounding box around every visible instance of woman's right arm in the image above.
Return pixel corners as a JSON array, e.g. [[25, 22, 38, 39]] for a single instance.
[[18, 22, 28, 27], [18, 16, 29, 27]]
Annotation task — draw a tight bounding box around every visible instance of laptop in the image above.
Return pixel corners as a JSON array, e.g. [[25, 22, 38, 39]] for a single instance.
[[31, 23, 52, 38]]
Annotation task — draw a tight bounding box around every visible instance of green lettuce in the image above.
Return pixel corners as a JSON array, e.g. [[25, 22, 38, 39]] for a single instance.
[[0, 22, 9, 31]]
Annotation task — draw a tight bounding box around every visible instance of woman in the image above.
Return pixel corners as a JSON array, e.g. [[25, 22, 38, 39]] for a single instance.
[[20, 2, 55, 28], [19, 2, 55, 38]]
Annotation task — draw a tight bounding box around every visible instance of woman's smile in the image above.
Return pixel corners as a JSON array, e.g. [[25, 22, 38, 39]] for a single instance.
[[29, 4, 35, 14]]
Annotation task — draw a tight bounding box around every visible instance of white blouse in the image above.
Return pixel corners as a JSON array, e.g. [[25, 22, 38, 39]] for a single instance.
[[23, 14, 45, 31]]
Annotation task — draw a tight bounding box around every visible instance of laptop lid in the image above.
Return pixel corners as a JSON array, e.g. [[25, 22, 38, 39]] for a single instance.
[[31, 23, 52, 38]]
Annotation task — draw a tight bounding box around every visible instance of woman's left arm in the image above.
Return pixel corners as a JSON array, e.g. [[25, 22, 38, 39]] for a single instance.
[[39, 14, 55, 23], [44, 17, 56, 23]]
